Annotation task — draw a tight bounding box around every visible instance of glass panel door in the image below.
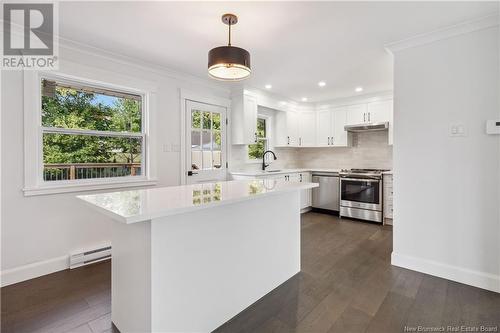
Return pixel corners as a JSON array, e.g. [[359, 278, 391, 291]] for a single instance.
[[186, 100, 227, 184]]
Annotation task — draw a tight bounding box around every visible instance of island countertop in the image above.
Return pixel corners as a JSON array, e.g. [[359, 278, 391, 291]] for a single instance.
[[77, 179, 318, 224]]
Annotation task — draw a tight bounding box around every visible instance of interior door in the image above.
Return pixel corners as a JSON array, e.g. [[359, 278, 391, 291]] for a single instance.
[[186, 100, 227, 184]]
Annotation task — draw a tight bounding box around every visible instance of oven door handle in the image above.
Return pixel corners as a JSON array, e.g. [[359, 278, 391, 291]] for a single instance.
[[340, 177, 380, 182]]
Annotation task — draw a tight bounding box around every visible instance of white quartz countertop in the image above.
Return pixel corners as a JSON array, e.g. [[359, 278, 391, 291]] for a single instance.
[[230, 168, 342, 177], [77, 179, 318, 224]]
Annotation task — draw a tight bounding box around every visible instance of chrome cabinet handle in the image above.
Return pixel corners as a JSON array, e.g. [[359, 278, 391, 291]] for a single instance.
[[327, 137, 330, 145], [299, 137, 302, 146], [368, 113, 371, 122], [254, 132, 258, 143], [300, 174, 303, 182], [287, 136, 290, 145], [363, 113, 366, 122]]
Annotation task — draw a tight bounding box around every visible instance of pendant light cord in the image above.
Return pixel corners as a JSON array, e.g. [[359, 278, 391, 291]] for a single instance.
[[228, 20, 232, 46]]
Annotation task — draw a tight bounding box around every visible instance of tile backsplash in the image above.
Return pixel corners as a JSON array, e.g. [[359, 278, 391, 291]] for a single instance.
[[295, 131, 392, 169], [230, 131, 392, 171]]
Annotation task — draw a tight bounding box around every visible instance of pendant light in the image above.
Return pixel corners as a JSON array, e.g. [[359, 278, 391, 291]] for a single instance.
[[208, 14, 251, 81]]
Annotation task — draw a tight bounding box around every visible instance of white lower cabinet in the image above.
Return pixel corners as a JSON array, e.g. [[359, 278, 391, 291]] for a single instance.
[[232, 172, 312, 211], [299, 172, 312, 209], [282, 172, 311, 210], [383, 174, 393, 224]]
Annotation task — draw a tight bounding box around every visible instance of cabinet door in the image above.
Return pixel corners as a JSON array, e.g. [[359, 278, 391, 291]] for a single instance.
[[275, 111, 298, 147], [346, 104, 367, 125], [244, 95, 258, 142], [332, 108, 348, 147], [274, 111, 288, 146], [367, 100, 392, 123], [298, 112, 316, 147], [231, 93, 257, 144], [287, 111, 299, 146], [316, 110, 332, 147], [299, 172, 312, 209]]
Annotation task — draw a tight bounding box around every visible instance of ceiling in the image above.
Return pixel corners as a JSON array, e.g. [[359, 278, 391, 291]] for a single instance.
[[59, 1, 498, 103]]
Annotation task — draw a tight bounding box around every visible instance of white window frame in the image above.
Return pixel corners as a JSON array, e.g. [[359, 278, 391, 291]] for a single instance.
[[23, 71, 157, 196], [246, 114, 271, 163]]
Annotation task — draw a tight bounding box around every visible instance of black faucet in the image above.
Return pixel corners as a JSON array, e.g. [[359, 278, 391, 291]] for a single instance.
[[262, 150, 277, 171]]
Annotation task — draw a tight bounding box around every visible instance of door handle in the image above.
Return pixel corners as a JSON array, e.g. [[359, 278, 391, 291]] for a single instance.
[[187, 171, 198, 176]]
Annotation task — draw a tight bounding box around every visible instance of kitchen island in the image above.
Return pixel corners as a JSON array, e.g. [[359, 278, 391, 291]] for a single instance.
[[77, 179, 318, 333]]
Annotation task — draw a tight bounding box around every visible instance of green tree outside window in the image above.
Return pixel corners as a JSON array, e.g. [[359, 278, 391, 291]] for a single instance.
[[248, 118, 268, 160]]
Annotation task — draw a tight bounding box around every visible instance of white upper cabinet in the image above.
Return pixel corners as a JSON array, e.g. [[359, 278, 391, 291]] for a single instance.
[[315, 108, 349, 147], [316, 110, 332, 147], [298, 111, 316, 147], [332, 107, 348, 147], [367, 100, 392, 123], [346, 104, 368, 125], [231, 93, 257, 144], [275, 110, 299, 147]]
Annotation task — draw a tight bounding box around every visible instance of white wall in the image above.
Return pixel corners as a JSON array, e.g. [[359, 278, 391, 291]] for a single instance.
[[0, 42, 229, 285], [391, 25, 500, 292]]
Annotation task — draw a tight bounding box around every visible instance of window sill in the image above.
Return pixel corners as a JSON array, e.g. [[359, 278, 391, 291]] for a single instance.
[[23, 178, 158, 196]]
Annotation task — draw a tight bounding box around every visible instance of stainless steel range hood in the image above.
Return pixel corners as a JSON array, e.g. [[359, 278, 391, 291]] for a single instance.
[[344, 122, 389, 132]]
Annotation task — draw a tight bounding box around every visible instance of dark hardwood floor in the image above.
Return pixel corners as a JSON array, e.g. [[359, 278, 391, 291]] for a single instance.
[[2, 212, 500, 333]]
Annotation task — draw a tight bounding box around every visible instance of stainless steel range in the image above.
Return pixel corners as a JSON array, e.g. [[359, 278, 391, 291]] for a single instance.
[[339, 169, 388, 223]]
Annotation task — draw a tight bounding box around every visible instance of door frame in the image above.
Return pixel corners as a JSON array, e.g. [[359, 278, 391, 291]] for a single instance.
[[180, 89, 231, 185]]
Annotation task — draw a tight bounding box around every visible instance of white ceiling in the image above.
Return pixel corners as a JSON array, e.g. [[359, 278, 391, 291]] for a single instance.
[[59, 1, 498, 103]]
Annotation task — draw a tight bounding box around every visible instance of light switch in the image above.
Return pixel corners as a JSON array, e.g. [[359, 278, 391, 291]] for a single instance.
[[449, 123, 467, 137], [171, 144, 181, 152]]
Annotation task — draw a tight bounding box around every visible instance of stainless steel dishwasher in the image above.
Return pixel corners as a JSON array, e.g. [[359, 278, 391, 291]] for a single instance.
[[312, 173, 340, 211]]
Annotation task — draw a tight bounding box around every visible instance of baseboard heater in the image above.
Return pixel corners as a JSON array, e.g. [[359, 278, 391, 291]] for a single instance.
[[70, 245, 111, 269]]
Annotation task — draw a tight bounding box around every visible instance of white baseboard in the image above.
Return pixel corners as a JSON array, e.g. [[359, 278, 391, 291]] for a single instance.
[[1, 255, 69, 287], [391, 252, 500, 293]]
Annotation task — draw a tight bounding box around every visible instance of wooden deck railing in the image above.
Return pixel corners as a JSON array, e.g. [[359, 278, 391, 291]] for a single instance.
[[43, 163, 142, 181]]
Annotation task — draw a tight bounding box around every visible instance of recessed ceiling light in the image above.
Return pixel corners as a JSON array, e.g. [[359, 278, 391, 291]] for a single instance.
[[355, 86, 363, 92], [301, 97, 308, 102], [318, 81, 326, 87], [265, 84, 272, 89]]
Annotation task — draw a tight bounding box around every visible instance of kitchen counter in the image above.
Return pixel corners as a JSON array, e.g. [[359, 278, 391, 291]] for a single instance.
[[77, 179, 317, 333], [230, 168, 342, 177], [78, 179, 317, 224]]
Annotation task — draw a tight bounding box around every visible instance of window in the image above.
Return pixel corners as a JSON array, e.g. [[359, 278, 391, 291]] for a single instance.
[[40, 78, 145, 182], [248, 117, 268, 160], [190, 109, 223, 170]]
